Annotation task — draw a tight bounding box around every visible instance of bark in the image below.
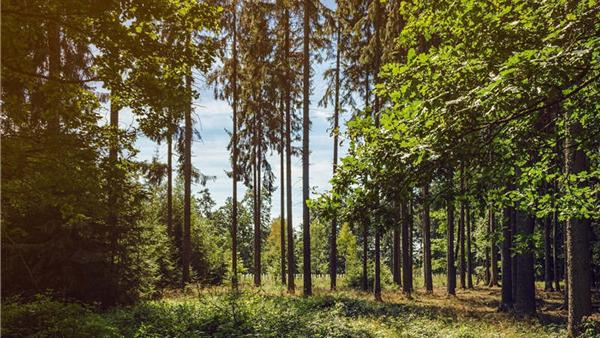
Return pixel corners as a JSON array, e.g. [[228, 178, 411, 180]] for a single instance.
[[489, 206, 499, 286], [330, 19, 341, 291], [485, 246, 491, 286], [553, 210, 561, 292], [500, 207, 513, 310], [284, 7, 295, 294], [374, 228, 382, 301], [544, 215, 554, 292], [408, 200, 414, 292], [108, 98, 119, 302], [182, 72, 192, 284], [459, 165, 466, 289], [47, 17, 61, 131], [447, 194, 456, 296], [167, 127, 173, 237], [302, 0, 312, 296], [255, 106, 263, 287], [513, 212, 536, 315], [362, 222, 368, 291], [510, 208, 518, 302], [401, 202, 411, 294], [231, 3, 239, 288], [565, 116, 592, 335], [393, 225, 401, 286], [466, 205, 473, 289], [422, 183, 433, 292], [280, 102, 286, 285]]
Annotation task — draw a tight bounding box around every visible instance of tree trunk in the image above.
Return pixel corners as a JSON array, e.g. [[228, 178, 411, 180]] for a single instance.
[[500, 206, 513, 310], [393, 224, 401, 286], [374, 228, 382, 301], [256, 108, 263, 287], [544, 215, 554, 292], [459, 165, 466, 289], [513, 212, 536, 315], [485, 246, 491, 286], [447, 193, 456, 296], [564, 115, 592, 335], [108, 97, 119, 302], [284, 7, 295, 294], [362, 222, 368, 292], [466, 204, 473, 289], [231, 3, 239, 289], [280, 100, 286, 285], [458, 200, 467, 289], [302, 0, 312, 296], [422, 183, 433, 292], [489, 206, 499, 286], [182, 72, 192, 285], [402, 202, 411, 294], [553, 210, 561, 292], [330, 19, 341, 291], [510, 208, 518, 302], [408, 200, 414, 292], [47, 18, 61, 132], [167, 126, 173, 237]]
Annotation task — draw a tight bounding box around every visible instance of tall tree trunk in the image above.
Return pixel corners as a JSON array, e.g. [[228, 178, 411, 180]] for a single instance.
[[510, 208, 518, 302], [553, 210, 561, 292], [564, 114, 592, 335], [459, 165, 466, 289], [330, 19, 341, 291], [374, 228, 382, 301], [284, 7, 295, 294], [447, 190, 456, 296], [167, 125, 173, 237], [408, 200, 414, 292], [362, 222, 368, 292], [485, 245, 491, 286], [47, 18, 61, 132], [466, 204, 473, 289], [108, 98, 119, 302], [302, 0, 312, 296], [500, 206, 513, 310], [231, 2, 239, 289], [280, 100, 286, 285], [182, 72, 192, 285], [513, 212, 536, 315], [393, 224, 401, 286], [256, 108, 263, 287], [489, 206, 499, 286], [544, 215, 554, 292], [422, 183, 433, 293], [401, 201, 411, 294], [252, 99, 260, 287]]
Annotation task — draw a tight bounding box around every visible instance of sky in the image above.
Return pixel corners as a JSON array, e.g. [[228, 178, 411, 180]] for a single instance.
[[102, 0, 344, 229], [110, 58, 350, 229]]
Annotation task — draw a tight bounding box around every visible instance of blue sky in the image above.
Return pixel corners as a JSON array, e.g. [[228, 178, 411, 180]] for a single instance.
[[104, 0, 345, 228], [110, 57, 350, 229]]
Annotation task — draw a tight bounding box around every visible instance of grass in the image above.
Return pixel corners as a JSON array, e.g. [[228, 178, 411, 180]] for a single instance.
[[4, 274, 599, 337]]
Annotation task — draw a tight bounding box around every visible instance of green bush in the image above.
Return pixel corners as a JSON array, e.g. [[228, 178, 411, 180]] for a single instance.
[[1, 295, 119, 338], [345, 260, 393, 290]]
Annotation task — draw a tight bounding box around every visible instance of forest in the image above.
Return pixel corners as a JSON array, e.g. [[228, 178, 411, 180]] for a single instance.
[[1, 0, 599, 337]]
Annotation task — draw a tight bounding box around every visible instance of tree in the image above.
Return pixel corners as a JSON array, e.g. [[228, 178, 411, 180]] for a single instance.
[[564, 110, 593, 335], [422, 183, 433, 293], [301, 0, 312, 296]]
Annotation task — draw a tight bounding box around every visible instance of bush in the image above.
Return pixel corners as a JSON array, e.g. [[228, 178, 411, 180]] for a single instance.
[[1, 295, 119, 338], [345, 260, 393, 290]]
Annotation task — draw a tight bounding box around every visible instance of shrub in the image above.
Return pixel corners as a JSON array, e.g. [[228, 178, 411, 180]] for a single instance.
[[1, 295, 119, 338]]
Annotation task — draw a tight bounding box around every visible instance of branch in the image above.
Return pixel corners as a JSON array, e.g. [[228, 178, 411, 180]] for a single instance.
[[2, 63, 99, 84]]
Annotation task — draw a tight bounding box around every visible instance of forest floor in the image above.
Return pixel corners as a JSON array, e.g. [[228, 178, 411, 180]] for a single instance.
[[154, 275, 591, 337], [4, 275, 600, 337]]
